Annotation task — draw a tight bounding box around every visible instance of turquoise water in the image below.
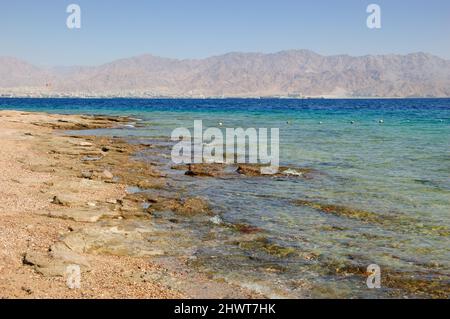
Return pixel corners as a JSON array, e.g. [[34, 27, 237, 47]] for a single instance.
[[1, 98, 449, 298]]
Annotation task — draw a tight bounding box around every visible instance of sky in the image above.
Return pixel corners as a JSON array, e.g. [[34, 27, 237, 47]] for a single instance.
[[0, 0, 449, 66]]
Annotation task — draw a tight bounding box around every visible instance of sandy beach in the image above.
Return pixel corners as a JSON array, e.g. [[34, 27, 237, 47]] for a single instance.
[[0, 110, 259, 299]]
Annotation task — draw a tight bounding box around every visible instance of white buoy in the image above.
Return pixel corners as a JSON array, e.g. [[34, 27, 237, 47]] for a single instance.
[[379, 119, 384, 124], [218, 122, 223, 126], [350, 121, 355, 124], [319, 121, 323, 124]]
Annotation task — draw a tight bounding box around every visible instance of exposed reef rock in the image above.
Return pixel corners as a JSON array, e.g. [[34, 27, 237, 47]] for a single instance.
[[174, 162, 315, 178]]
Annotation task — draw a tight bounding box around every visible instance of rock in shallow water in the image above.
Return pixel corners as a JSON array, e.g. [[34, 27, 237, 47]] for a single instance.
[[136, 178, 167, 189], [146, 196, 212, 216]]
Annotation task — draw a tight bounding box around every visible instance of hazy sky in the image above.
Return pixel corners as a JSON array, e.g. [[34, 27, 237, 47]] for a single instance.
[[1, 0, 449, 65]]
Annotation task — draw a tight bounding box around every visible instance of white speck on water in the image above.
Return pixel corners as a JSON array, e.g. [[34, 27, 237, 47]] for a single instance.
[[283, 169, 303, 176], [209, 215, 223, 225]]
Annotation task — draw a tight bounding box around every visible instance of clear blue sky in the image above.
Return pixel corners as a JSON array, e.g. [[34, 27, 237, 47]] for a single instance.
[[1, 0, 449, 66]]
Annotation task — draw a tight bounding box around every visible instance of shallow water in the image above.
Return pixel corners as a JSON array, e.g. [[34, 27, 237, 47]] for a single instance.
[[2, 98, 449, 298]]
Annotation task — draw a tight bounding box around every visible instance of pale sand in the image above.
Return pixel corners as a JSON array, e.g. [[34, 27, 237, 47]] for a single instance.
[[0, 110, 257, 299]]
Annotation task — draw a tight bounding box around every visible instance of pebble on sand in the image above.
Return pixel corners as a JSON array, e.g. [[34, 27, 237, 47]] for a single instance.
[[102, 169, 114, 179]]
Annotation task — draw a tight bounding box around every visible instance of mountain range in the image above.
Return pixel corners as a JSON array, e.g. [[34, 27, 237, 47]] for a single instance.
[[1, 50, 449, 98]]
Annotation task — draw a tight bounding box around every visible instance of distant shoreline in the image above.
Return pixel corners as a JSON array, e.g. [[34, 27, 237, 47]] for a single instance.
[[1, 96, 449, 100], [2, 51, 449, 99]]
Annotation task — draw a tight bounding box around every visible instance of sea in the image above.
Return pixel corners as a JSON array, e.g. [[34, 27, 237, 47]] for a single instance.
[[1, 98, 449, 298]]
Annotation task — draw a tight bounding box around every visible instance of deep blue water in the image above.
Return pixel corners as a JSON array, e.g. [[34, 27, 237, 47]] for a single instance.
[[1, 98, 449, 298], [1, 97, 450, 115]]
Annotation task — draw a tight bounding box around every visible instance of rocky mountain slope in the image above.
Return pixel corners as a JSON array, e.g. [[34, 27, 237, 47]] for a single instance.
[[1, 50, 449, 97]]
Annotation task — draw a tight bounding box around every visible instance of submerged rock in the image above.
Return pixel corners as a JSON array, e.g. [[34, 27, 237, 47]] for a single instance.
[[294, 199, 450, 236], [236, 164, 266, 176], [180, 163, 314, 178], [136, 178, 167, 190], [237, 164, 313, 177], [320, 257, 450, 298], [178, 197, 212, 216], [295, 200, 383, 224], [236, 237, 297, 258], [185, 163, 227, 177], [146, 196, 212, 217], [146, 197, 181, 214], [229, 223, 263, 234]]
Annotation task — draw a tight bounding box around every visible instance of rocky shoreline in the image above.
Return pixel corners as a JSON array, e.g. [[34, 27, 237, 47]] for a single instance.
[[0, 110, 260, 298], [1, 110, 447, 299]]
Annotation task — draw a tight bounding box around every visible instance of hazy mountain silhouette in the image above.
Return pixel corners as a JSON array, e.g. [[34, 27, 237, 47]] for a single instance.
[[1, 50, 449, 97]]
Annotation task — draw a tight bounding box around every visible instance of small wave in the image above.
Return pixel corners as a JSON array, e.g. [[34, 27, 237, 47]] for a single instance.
[[282, 168, 303, 176], [238, 281, 291, 299], [209, 215, 223, 225]]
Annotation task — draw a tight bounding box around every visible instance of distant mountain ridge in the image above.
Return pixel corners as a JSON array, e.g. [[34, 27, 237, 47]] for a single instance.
[[1, 50, 450, 98]]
